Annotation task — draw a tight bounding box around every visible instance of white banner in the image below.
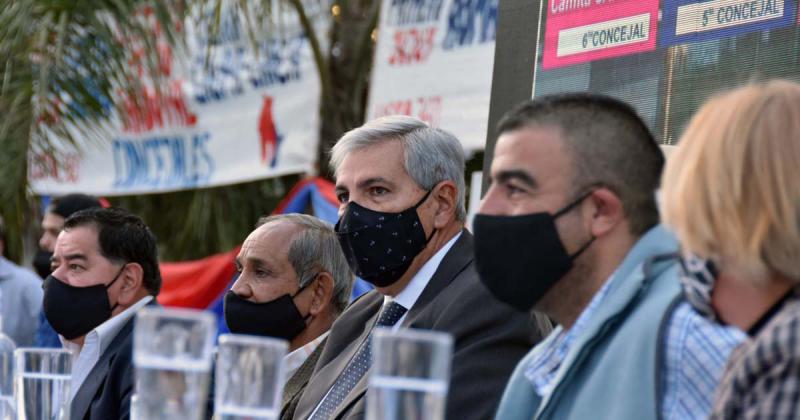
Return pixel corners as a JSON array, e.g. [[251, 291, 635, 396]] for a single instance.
[[29, 9, 321, 196], [367, 0, 498, 153]]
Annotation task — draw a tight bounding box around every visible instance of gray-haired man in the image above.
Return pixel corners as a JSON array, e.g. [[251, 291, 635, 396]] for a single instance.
[[223, 214, 354, 420], [292, 116, 550, 420]]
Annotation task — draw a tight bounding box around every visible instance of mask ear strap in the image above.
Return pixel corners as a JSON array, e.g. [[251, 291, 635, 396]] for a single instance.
[[554, 190, 594, 219], [293, 274, 319, 321], [105, 264, 127, 290], [569, 236, 596, 260], [106, 264, 128, 312], [412, 187, 435, 209]]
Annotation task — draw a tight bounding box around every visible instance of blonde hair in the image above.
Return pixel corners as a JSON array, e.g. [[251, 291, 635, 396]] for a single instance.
[[662, 80, 800, 284]]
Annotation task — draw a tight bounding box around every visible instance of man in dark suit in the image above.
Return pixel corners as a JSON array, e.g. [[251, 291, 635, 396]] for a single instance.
[[45, 207, 161, 420], [292, 116, 551, 420], [221, 214, 354, 420]]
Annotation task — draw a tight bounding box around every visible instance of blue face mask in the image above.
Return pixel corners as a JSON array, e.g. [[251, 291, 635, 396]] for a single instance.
[[678, 253, 719, 321]]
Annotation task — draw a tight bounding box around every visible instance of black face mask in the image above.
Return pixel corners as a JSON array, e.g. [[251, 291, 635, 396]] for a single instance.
[[42, 267, 124, 340], [223, 281, 312, 340], [335, 189, 435, 288], [33, 249, 53, 279], [473, 191, 595, 312]]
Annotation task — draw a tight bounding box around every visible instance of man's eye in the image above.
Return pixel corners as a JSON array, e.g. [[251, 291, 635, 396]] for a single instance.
[[370, 187, 388, 196], [337, 192, 349, 204], [506, 184, 525, 196], [69, 264, 83, 271]]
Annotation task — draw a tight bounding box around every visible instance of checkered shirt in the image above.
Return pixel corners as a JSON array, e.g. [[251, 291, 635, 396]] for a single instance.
[[661, 301, 745, 420], [710, 290, 800, 419]]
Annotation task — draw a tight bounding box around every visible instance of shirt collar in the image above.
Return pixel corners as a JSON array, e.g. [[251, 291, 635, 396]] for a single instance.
[[524, 269, 618, 395], [61, 295, 153, 355], [284, 331, 329, 380], [384, 231, 462, 311]]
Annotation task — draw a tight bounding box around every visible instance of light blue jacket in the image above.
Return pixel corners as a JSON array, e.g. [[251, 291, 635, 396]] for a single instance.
[[0, 257, 43, 346], [495, 225, 681, 420]]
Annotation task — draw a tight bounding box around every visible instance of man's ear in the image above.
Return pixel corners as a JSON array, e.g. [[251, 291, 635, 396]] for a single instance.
[[585, 188, 625, 238], [432, 181, 459, 229], [117, 262, 145, 305], [309, 272, 335, 316]]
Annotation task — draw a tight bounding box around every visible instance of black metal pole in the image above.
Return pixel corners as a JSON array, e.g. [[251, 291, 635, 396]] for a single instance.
[[482, 0, 542, 194]]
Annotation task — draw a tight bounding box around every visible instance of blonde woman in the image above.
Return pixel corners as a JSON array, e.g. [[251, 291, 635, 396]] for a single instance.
[[662, 80, 800, 419]]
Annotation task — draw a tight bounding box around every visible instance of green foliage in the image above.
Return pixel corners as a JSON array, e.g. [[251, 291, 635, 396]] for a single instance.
[[110, 174, 300, 261], [0, 0, 381, 263], [0, 0, 185, 262]]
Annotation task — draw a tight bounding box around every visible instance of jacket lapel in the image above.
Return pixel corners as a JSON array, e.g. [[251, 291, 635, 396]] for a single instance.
[[401, 230, 473, 328], [70, 319, 134, 420], [282, 337, 327, 411], [329, 231, 474, 418], [295, 296, 382, 419]]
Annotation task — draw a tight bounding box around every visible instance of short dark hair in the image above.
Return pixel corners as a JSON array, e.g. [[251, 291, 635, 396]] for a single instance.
[[64, 208, 161, 295], [49, 194, 102, 218], [497, 93, 664, 236]]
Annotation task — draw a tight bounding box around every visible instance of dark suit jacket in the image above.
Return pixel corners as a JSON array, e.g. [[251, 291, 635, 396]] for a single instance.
[[292, 230, 546, 420], [70, 318, 135, 420], [71, 300, 159, 420], [281, 338, 327, 420]]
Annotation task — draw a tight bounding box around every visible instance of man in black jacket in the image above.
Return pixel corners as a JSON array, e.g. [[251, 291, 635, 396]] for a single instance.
[[292, 116, 551, 420], [45, 207, 161, 420]]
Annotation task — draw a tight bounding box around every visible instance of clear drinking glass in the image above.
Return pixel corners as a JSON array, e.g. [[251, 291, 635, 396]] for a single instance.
[[367, 328, 454, 420], [133, 307, 216, 420], [0, 322, 16, 420], [214, 334, 288, 420], [14, 348, 72, 420]]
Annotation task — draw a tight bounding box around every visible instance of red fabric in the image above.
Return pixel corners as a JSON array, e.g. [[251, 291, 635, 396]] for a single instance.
[[156, 246, 240, 308]]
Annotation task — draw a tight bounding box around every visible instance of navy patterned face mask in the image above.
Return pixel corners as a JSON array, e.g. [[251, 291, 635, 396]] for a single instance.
[[335, 189, 435, 288], [678, 253, 719, 321]]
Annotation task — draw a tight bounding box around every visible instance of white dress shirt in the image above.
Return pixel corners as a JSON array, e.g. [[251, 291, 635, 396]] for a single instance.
[[61, 296, 153, 399], [382, 231, 462, 329]]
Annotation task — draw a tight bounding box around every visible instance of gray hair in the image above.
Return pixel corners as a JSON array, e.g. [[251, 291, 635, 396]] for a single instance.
[[257, 214, 354, 314], [330, 116, 467, 221]]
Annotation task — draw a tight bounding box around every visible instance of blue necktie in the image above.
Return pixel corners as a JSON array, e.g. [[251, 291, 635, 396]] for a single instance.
[[309, 301, 407, 419]]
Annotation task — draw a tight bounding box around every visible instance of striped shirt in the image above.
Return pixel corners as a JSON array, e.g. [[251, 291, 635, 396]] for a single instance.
[[711, 291, 800, 419], [661, 301, 744, 420]]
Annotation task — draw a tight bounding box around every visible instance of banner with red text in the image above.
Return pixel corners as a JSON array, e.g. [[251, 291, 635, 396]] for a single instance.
[[29, 8, 322, 196], [367, 0, 497, 152]]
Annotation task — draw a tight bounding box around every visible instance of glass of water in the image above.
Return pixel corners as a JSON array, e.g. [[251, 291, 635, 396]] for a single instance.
[[367, 328, 453, 420], [214, 334, 288, 420], [133, 307, 216, 420], [14, 348, 72, 420]]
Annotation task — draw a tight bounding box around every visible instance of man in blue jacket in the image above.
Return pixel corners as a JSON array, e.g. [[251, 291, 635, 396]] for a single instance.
[[473, 93, 743, 420]]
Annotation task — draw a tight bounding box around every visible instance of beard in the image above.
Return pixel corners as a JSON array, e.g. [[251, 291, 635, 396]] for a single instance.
[[532, 239, 598, 329]]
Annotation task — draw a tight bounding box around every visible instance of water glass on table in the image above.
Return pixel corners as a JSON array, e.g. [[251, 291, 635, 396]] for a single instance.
[[367, 328, 453, 420], [132, 307, 216, 420], [14, 348, 72, 420], [214, 334, 288, 420]]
